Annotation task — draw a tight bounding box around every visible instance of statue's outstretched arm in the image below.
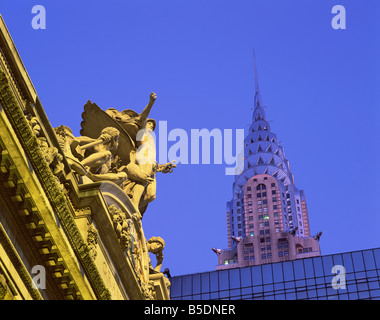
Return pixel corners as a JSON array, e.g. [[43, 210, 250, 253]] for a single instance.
[[139, 92, 156, 122]]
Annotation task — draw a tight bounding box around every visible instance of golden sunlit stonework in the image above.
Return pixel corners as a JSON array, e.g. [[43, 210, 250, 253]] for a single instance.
[[0, 15, 171, 300]]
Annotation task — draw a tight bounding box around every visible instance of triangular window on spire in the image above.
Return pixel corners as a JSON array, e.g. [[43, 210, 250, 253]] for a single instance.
[[264, 125, 268, 130], [271, 137, 276, 143], [275, 149, 279, 155], [273, 171, 278, 178], [263, 168, 268, 174], [258, 135, 262, 141], [251, 138, 254, 144], [249, 149, 253, 156], [258, 124, 262, 131], [257, 156, 263, 165], [265, 135, 269, 141], [257, 145, 263, 152], [267, 145, 272, 153], [269, 157, 275, 164]]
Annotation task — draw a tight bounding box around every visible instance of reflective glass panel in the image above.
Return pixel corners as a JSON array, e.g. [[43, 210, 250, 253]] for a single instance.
[[363, 250, 376, 270], [283, 261, 294, 281], [210, 271, 219, 292], [373, 249, 380, 268], [293, 260, 305, 280], [313, 257, 324, 277], [322, 255, 334, 275], [192, 274, 200, 294], [342, 253, 354, 273], [304, 258, 314, 278], [332, 253, 343, 266], [229, 268, 240, 289], [182, 275, 192, 296], [251, 265, 263, 286], [219, 270, 229, 291], [262, 264, 273, 284], [170, 277, 181, 298], [201, 273, 210, 293], [240, 267, 252, 288], [352, 251, 365, 272], [272, 263, 284, 283]]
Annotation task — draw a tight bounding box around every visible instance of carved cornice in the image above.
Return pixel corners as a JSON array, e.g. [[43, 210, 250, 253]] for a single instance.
[[0, 223, 43, 300], [0, 69, 110, 300]]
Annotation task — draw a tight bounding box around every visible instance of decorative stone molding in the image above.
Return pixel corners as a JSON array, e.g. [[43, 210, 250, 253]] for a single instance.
[[108, 205, 133, 253], [0, 69, 111, 300], [87, 224, 98, 261]]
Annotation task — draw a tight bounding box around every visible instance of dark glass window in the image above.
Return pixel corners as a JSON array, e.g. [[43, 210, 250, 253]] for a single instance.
[[352, 251, 365, 272], [332, 253, 343, 267], [262, 264, 273, 284], [251, 266, 262, 286], [293, 260, 305, 280], [201, 273, 210, 293], [363, 250, 376, 270], [240, 267, 252, 288], [210, 271, 219, 292], [283, 261, 294, 281], [219, 270, 229, 291], [192, 274, 201, 294], [373, 249, 380, 268], [170, 277, 181, 298], [322, 255, 334, 276], [342, 253, 354, 273], [312, 257, 324, 277], [182, 275, 192, 296], [272, 263, 283, 283], [229, 269, 240, 289]]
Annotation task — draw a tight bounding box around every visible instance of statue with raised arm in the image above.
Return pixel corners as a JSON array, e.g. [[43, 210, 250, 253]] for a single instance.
[[78, 92, 176, 217]]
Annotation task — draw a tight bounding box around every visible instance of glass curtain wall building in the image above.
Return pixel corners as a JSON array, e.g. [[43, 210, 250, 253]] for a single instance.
[[170, 248, 380, 300]]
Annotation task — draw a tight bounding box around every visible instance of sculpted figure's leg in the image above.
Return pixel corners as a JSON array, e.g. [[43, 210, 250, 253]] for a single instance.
[[142, 179, 156, 205], [130, 183, 145, 213]]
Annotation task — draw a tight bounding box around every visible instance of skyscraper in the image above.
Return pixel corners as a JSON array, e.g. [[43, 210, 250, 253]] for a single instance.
[[215, 53, 322, 270]]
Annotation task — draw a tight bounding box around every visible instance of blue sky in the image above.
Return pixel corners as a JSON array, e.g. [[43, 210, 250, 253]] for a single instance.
[[0, 1, 379, 276]]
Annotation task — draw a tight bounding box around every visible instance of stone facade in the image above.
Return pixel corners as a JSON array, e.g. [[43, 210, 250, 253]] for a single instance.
[[0, 14, 170, 300]]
